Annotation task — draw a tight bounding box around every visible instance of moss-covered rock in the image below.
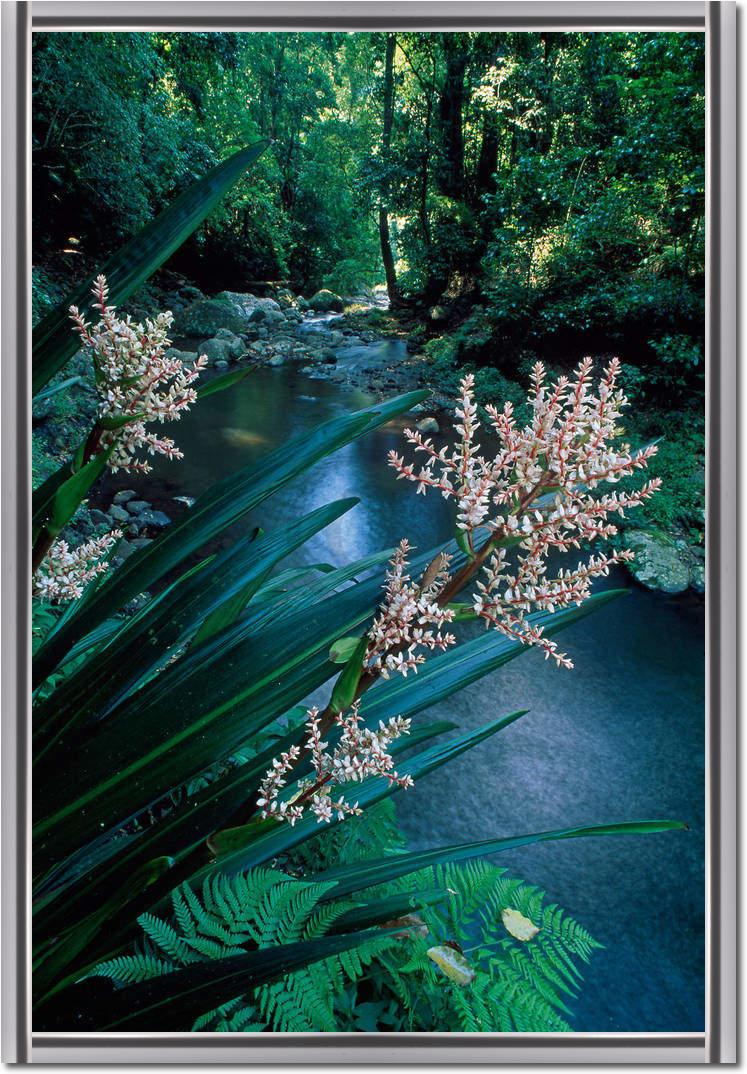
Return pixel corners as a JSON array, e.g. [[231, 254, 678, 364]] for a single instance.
[[172, 299, 248, 337], [626, 529, 693, 594], [308, 289, 344, 313]]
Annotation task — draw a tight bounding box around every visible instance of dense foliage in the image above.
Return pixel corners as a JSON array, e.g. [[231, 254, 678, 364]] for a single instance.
[[33, 32, 704, 373]]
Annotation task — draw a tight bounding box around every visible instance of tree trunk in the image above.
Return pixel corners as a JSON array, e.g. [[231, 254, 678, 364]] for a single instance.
[[379, 33, 400, 306], [475, 110, 500, 203], [436, 33, 467, 199]]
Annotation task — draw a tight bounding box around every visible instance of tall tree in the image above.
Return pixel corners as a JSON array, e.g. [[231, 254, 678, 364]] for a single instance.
[[378, 32, 400, 305]]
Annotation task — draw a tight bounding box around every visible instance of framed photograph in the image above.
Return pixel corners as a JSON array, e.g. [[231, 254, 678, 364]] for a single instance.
[[2, 0, 736, 1063]]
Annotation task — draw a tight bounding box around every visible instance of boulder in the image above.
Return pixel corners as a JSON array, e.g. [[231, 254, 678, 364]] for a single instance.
[[215, 360, 229, 372], [215, 291, 285, 325], [172, 299, 247, 337], [111, 540, 136, 568], [199, 337, 241, 366], [268, 354, 286, 367], [626, 530, 691, 594], [416, 416, 440, 434], [180, 285, 205, 302], [296, 296, 310, 311], [308, 289, 344, 313], [275, 288, 296, 309]]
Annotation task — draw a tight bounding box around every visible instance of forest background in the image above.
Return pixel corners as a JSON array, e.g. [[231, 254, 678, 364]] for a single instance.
[[32, 29, 705, 555]]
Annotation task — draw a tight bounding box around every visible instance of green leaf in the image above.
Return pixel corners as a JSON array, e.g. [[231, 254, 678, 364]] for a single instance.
[[329, 634, 368, 714], [329, 635, 362, 664], [39, 928, 399, 1030], [33, 499, 360, 765], [32, 447, 113, 543], [32, 142, 269, 395], [455, 527, 475, 558], [34, 855, 175, 1002], [196, 366, 256, 399], [98, 412, 145, 432], [313, 820, 689, 901]]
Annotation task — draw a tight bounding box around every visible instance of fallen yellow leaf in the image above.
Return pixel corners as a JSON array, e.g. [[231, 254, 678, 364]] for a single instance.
[[501, 907, 540, 942], [426, 945, 476, 986]]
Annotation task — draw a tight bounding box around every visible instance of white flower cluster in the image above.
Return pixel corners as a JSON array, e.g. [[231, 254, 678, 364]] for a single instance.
[[70, 275, 208, 473], [364, 539, 456, 679], [33, 529, 122, 603], [257, 703, 413, 826], [389, 359, 661, 668]]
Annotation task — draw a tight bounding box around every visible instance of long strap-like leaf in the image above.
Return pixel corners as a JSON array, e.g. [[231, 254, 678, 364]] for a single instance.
[[312, 819, 689, 900]]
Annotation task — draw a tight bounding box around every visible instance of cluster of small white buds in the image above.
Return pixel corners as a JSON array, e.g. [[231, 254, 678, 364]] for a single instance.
[[389, 359, 661, 668], [257, 703, 413, 826], [364, 539, 456, 678], [69, 275, 208, 473], [32, 529, 122, 603]]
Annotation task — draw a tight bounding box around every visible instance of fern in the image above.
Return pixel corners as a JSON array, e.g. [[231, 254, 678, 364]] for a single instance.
[[86, 866, 387, 1032], [365, 859, 602, 1032], [87, 822, 601, 1034]]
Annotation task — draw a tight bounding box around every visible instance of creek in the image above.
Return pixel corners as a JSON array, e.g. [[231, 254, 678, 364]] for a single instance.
[[143, 317, 705, 1033]]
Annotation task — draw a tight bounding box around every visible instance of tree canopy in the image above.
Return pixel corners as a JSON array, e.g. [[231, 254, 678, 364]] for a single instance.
[[33, 30, 704, 390]]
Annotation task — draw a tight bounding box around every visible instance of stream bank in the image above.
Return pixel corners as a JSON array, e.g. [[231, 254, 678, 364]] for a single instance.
[[32, 282, 704, 595]]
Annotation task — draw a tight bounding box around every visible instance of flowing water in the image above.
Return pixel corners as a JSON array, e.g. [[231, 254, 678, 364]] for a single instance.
[[145, 344, 705, 1033]]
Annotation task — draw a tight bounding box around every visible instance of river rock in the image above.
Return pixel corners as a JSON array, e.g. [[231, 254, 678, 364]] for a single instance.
[[172, 299, 248, 337], [113, 489, 137, 505], [690, 559, 706, 594], [107, 505, 130, 524], [309, 289, 344, 313], [416, 416, 440, 434], [138, 509, 172, 531], [626, 530, 691, 594], [89, 508, 112, 527], [428, 304, 449, 324], [214, 327, 246, 355], [215, 360, 229, 372], [268, 354, 286, 367], [275, 288, 295, 309], [126, 500, 151, 515], [215, 291, 286, 327], [199, 336, 242, 365], [296, 296, 310, 311]]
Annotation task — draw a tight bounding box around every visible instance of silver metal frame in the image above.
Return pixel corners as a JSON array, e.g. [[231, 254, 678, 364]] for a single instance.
[[1, 1, 736, 1063]]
